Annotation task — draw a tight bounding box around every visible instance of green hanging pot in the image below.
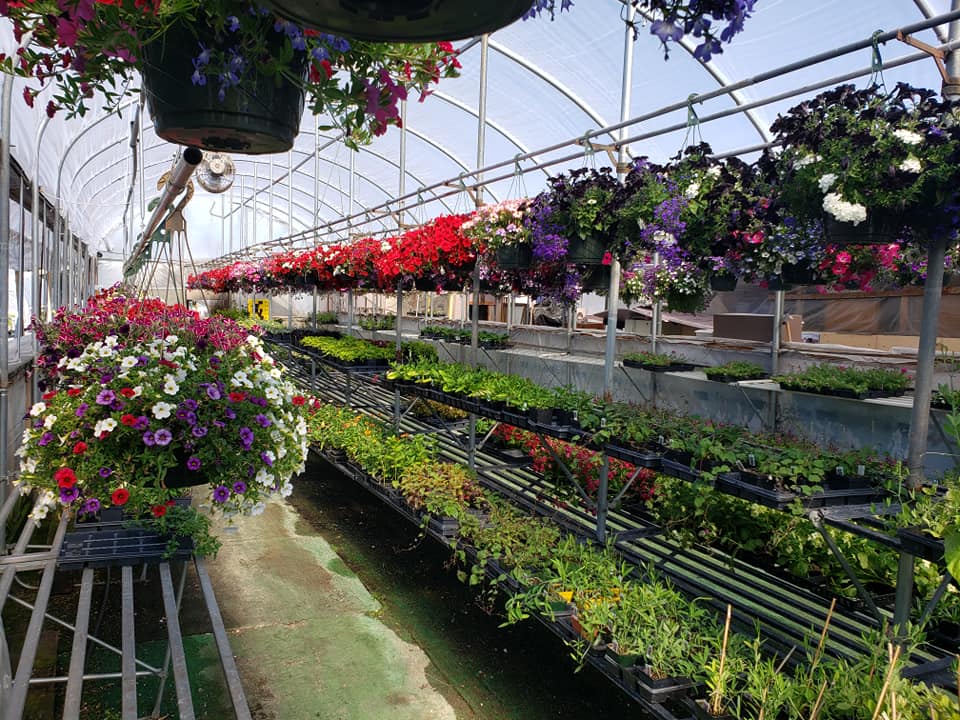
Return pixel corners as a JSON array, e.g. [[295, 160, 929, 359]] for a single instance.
[[566, 233, 609, 265], [495, 244, 533, 270], [258, 0, 532, 41], [142, 21, 307, 155], [822, 208, 904, 246]]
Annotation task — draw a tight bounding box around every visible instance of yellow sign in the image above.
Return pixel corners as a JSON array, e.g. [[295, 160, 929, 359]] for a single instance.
[[247, 299, 254, 317], [253, 299, 270, 321]]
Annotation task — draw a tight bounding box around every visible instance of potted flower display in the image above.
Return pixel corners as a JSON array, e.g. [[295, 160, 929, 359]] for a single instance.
[[17, 292, 309, 549], [461, 199, 532, 270], [766, 83, 960, 244], [1, 1, 461, 153]]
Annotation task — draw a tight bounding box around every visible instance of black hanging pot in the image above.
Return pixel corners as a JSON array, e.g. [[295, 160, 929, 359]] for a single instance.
[[567, 233, 608, 265], [581, 265, 611, 292], [142, 20, 307, 154], [709, 272, 737, 292], [495, 244, 533, 270], [780, 261, 818, 285], [258, 0, 532, 41], [822, 208, 903, 246]]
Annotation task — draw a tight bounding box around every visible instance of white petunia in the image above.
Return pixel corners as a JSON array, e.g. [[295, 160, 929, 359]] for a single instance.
[[152, 401, 174, 419], [249, 502, 267, 516], [94, 418, 118, 435], [43, 414, 57, 429], [120, 356, 138, 369], [684, 182, 700, 199], [280, 482, 294, 498], [822, 192, 867, 225], [899, 156, 922, 173], [818, 173, 838, 192], [163, 378, 180, 395], [29, 402, 46, 417], [893, 128, 923, 145], [104, 335, 119, 347]]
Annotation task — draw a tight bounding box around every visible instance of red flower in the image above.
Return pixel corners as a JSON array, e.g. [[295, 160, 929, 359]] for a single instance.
[[72, 441, 87, 455], [42, 391, 57, 400], [54, 467, 77, 488], [67, 387, 83, 397], [151, 504, 167, 518], [119, 388, 136, 398], [165, 499, 177, 507], [292, 395, 306, 406], [601, 252, 613, 266], [111, 488, 130, 506], [120, 414, 138, 427], [228, 391, 247, 403]]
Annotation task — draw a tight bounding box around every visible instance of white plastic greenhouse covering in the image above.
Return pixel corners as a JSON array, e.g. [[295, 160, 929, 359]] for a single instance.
[[0, 0, 958, 286]]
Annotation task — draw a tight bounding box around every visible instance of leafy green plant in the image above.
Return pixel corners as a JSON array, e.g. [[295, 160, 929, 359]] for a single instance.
[[623, 350, 686, 368], [774, 364, 911, 396], [131, 503, 221, 559]]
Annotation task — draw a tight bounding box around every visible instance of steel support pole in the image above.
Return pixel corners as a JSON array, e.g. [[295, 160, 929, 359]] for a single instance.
[[467, 34, 490, 472], [651, 253, 661, 354], [597, 3, 636, 543], [0, 74, 11, 557], [771, 289, 785, 375]]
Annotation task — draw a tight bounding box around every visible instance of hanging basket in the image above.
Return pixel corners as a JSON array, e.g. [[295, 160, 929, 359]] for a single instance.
[[415, 277, 438, 292], [495, 244, 533, 270], [780, 261, 818, 285], [709, 273, 738, 292], [581, 266, 612, 292], [822, 209, 903, 246], [567, 233, 609, 265], [142, 21, 307, 154], [257, 0, 532, 42]]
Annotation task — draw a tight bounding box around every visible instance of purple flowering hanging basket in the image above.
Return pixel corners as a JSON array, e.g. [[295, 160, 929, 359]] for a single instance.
[[709, 273, 738, 292], [142, 20, 307, 155]]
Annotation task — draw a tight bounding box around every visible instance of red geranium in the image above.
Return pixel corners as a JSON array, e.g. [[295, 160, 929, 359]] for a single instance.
[[71, 441, 87, 455], [151, 504, 167, 518], [111, 488, 130, 505]]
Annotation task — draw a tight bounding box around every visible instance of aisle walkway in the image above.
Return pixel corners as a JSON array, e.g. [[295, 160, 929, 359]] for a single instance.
[[204, 499, 459, 720]]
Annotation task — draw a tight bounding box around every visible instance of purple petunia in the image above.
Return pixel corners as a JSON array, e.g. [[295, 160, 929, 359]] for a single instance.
[[213, 420, 226, 429], [96, 389, 116, 406], [133, 415, 149, 430], [254, 413, 272, 428], [98, 467, 112, 478], [154, 428, 173, 447], [80, 497, 101, 515], [233, 480, 247, 494], [206, 384, 222, 400], [187, 456, 201, 471], [110, 399, 125, 412], [239, 426, 254, 449], [143, 431, 156, 447], [75, 403, 89, 418], [182, 399, 198, 411], [260, 452, 273, 467], [60, 486, 80, 503], [224, 408, 237, 421], [212, 485, 230, 503], [38, 431, 54, 446], [192, 425, 208, 438]]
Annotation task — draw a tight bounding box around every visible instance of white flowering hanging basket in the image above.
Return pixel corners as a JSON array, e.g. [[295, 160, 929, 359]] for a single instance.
[[821, 206, 905, 246]]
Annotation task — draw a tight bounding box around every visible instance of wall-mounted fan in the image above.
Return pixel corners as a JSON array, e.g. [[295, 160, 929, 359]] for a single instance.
[[196, 152, 235, 193]]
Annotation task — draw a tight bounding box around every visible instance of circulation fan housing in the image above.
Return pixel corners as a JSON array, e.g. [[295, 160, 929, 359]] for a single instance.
[[196, 152, 236, 194]]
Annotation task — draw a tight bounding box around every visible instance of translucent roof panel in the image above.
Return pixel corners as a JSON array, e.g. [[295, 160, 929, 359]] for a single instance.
[[0, 1, 954, 264]]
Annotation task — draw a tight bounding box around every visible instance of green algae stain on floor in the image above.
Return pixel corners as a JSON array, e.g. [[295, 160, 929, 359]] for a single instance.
[[206, 501, 458, 720]]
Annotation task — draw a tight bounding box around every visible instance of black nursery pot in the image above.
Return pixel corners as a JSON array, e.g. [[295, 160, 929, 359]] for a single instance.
[[142, 20, 307, 154]]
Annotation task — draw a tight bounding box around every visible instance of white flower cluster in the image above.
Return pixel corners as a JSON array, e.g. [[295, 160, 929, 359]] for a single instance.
[[822, 192, 867, 225], [899, 156, 922, 174], [893, 128, 923, 146]]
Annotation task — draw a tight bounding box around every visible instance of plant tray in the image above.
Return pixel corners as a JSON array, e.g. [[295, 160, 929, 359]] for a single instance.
[[59, 528, 194, 570], [605, 444, 662, 469], [422, 514, 459, 539], [623, 359, 696, 372], [777, 383, 906, 400], [659, 457, 701, 484], [486, 446, 533, 467], [897, 527, 944, 565], [684, 697, 736, 720], [800, 487, 889, 509], [705, 372, 768, 384], [526, 419, 573, 441], [714, 472, 797, 510], [631, 666, 700, 704], [501, 411, 530, 430]]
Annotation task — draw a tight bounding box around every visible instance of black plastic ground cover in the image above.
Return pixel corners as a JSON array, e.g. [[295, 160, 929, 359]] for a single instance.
[[276, 342, 949, 679]]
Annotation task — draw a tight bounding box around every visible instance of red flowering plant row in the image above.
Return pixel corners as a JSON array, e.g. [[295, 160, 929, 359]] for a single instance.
[[17, 291, 310, 552], [492, 424, 656, 509], [188, 213, 478, 294]]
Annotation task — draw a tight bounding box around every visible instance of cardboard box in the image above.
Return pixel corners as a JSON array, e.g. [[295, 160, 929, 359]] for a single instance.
[[713, 313, 803, 342]]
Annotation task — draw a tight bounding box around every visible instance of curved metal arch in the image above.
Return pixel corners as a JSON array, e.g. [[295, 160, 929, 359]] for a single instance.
[[485, 38, 617, 144], [913, 0, 948, 41], [429, 91, 549, 177]]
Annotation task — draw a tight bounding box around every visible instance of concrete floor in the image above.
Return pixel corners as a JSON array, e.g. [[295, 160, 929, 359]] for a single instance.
[[206, 500, 459, 720]]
